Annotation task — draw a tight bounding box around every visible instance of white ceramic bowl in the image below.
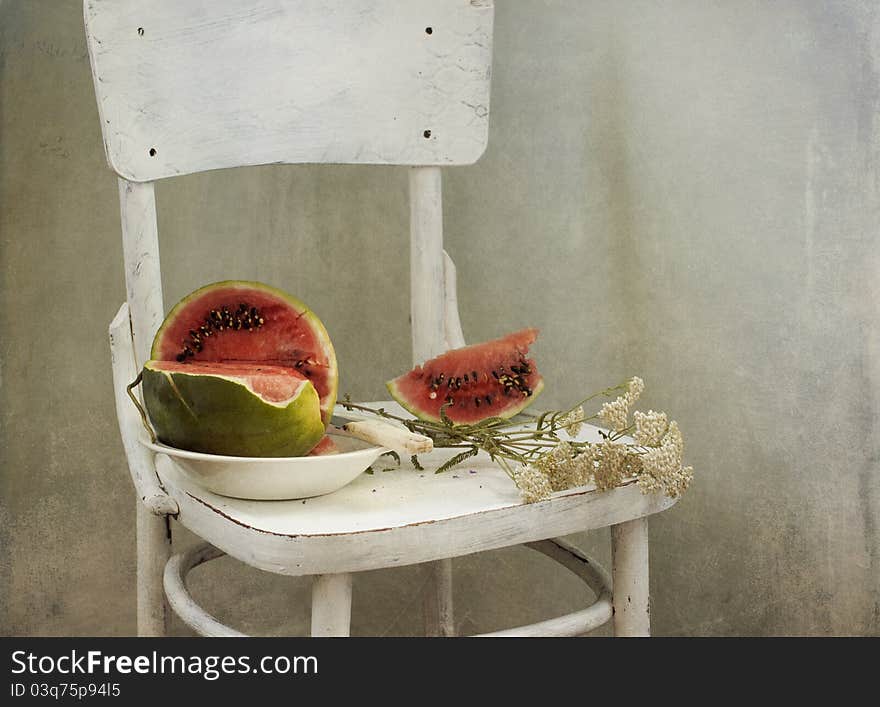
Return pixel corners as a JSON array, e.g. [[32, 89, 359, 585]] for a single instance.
[[139, 433, 388, 500]]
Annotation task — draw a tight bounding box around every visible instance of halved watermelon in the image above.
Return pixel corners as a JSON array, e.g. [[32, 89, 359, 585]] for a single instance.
[[150, 280, 337, 425], [387, 329, 544, 424], [142, 360, 324, 457]]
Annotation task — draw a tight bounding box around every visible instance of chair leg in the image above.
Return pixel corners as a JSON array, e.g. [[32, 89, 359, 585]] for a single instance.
[[136, 503, 171, 636], [311, 573, 353, 637], [423, 558, 454, 636], [610, 517, 650, 637]]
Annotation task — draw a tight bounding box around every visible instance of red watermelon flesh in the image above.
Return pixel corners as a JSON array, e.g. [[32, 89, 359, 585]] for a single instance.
[[387, 329, 544, 424], [146, 360, 310, 403], [308, 436, 341, 456], [151, 281, 337, 424]]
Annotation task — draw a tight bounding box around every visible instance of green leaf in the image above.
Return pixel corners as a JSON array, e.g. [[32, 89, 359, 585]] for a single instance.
[[471, 416, 507, 429], [435, 448, 478, 474], [411, 455, 424, 471], [381, 450, 401, 467]]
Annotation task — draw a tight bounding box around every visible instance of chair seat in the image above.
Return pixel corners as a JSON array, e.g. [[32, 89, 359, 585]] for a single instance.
[[157, 402, 676, 576]]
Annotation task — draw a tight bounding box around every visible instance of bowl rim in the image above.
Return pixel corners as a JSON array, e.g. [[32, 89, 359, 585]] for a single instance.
[[138, 432, 389, 464]]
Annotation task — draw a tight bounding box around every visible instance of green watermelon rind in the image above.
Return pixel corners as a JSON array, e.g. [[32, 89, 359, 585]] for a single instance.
[[386, 376, 545, 424], [150, 279, 338, 425], [142, 362, 325, 457]]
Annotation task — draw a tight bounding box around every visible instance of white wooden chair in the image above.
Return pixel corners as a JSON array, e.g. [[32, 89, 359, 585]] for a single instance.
[[87, 0, 677, 637]]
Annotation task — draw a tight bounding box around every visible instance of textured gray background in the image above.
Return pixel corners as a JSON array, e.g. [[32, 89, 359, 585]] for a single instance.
[[2, 0, 878, 636]]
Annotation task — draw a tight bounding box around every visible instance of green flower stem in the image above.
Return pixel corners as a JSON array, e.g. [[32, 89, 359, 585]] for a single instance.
[[340, 381, 633, 476]]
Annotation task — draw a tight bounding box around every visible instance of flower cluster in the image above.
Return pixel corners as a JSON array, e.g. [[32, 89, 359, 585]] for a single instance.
[[599, 377, 644, 431], [512, 465, 553, 504], [635, 420, 693, 498], [558, 406, 585, 437], [510, 377, 693, 504], [633, 410, 668, 446], [532, 441, 590, 491]]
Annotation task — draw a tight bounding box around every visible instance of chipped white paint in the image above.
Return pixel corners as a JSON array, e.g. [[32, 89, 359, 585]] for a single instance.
[[148, 408, 667, 639], [164, 543, 246, 637], [157, 455, 671, 575], [611, 517, 651, 636], [311, 574, 353, 637], [422, 558, 455, 636], [108, 303, 177, 516], [443, 250, 466, 350], [118, 180, 163, 368], [408, 164, 457, 636], [163, 538, 613, 637], [116, 178, 173, 636], [153, 401, 677, 577], [435, 240, 464, 630], [109, 302, 175, 636], [135, 506, 171, 636], [410, 167, 447, 366], [84, 0, 494, 181]]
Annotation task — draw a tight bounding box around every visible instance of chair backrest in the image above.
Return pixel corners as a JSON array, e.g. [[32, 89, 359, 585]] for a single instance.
[[85, 0, 494, 182], [86, 0, 493, 369]]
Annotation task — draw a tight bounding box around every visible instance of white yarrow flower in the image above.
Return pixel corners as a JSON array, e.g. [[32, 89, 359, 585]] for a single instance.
[[633, 410, 668, 446], [637, 421, 692, 497], [514, 465, 552, 504], [599, 397, 629, 431], [599, 376, 644, 432], [559, 406, 585, 437]]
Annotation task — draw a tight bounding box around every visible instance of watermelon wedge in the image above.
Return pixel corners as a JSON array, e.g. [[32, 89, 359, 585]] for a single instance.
[[142, 360, 324, 457], [387, 329, 544, 424]]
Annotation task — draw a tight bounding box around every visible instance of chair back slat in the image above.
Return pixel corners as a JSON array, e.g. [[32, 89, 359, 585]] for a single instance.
[[118, 179, 164, 367], [85, 0, 494, 181]]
